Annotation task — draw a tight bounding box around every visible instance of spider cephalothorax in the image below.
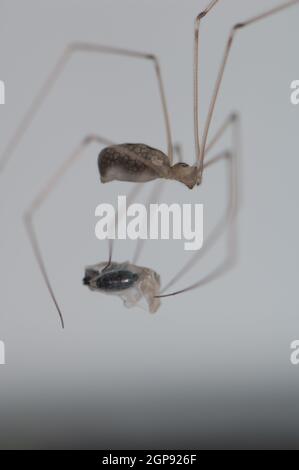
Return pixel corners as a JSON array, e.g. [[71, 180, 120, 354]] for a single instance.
[[98, 143, 199, 189]]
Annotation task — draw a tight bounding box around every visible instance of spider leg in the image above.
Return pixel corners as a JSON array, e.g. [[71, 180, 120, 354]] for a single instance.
[[24, 134, 114, 329], [0, 42, 173, 171], [197, 0, 299, 173], [105, 182, 147, 269], [158, 113, 241, 298], [194, 0, 220, 164], [205, 112, 238, 156]]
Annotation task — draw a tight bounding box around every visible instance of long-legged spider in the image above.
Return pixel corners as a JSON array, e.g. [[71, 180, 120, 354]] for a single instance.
[[0, 0, 297, 326]]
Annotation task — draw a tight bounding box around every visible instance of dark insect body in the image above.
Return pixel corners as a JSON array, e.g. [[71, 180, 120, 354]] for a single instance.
[[83, 262, 161, 313], [84, 269, 139, 291]]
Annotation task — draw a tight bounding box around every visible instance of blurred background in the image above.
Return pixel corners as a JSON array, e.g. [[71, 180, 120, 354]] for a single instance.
[[0, 0, 298, 449]]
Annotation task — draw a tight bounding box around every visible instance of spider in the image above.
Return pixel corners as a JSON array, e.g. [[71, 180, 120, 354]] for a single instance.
[[0, 0, 297, 180], [0, 0, 297, 327], [24, 120, 238, 327]]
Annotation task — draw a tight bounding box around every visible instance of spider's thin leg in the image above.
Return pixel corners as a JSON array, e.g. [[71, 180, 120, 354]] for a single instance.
[[158, 113, 240, 297], [103, 238, 114, 271], [198, 0, 299, 173], [0, 42, 173, 172], [205, 112, 238, 156], [158, 150, 236, 297], [24, 134, 114, 328], [194, 0, 220, 164]]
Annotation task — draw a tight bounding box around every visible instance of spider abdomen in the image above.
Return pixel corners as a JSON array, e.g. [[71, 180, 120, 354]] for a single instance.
[[98, 143, 170, 183]]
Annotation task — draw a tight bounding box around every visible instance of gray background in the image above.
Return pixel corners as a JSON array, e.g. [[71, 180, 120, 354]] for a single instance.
[[0, 0, 298, 449]]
